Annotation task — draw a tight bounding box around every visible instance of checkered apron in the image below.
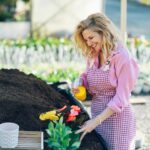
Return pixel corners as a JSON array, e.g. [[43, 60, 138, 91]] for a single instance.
[[87, 66, 136, 150]]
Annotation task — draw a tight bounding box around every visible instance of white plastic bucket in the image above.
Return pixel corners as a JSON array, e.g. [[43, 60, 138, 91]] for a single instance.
[[0, 122, 19, 148]]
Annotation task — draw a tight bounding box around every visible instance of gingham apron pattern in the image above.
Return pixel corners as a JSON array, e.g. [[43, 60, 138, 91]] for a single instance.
[[87, 66, 136, 150]]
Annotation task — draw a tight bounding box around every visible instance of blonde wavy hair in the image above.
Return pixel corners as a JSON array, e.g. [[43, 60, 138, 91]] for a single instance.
[[74, 13, 122, 59]]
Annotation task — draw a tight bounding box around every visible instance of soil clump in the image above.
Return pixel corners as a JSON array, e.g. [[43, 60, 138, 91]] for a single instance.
[[0, 69, 108, 150]]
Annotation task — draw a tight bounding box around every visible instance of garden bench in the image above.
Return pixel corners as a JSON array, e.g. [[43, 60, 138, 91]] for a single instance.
[[0, 131, 44, 150]]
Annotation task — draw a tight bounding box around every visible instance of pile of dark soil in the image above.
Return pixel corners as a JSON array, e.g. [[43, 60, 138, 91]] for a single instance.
[[0, 69, 108, 150]]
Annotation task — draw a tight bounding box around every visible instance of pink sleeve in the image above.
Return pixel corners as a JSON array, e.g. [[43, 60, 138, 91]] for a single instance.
[[107, 54, 139, 113]]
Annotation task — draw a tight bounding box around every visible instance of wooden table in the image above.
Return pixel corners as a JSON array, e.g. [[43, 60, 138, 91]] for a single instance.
[[0, 131, 44, 150]]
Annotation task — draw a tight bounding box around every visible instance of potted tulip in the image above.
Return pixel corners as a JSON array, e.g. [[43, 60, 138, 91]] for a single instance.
[[39, 105, 82, 150]]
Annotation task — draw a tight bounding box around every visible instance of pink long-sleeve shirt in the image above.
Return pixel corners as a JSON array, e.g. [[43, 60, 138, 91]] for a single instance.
[[81, 43, 139, 113]]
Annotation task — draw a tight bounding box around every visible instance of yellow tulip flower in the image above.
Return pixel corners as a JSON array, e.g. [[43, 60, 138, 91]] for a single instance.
[[39, 110, 60, 121]]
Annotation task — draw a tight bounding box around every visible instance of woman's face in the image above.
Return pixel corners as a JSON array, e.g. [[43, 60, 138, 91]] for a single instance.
[[82, 28, 103, 53]]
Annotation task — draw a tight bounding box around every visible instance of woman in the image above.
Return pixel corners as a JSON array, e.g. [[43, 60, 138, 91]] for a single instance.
[[73, 13, 139, 150]]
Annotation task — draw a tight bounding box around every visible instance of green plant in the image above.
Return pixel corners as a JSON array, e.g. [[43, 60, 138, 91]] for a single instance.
[[44, 69, 79, 82], [46, 117, 80, 150]]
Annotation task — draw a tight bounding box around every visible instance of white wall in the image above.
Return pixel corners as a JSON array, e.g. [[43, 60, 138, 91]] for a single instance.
[[32, 0, 103, 35], [0, 22, 30, 39], [0, 0, 104, 39]]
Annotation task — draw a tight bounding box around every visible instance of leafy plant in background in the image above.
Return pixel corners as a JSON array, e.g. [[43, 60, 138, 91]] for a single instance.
[[39, 105, 81, 150], [126, 36, 150, 63], [0, 37, 77, 67], [0, 37, 149, 95], [0, 37, 72, 48], [33, 68, 80, 84], [44, 69, 80, 83]]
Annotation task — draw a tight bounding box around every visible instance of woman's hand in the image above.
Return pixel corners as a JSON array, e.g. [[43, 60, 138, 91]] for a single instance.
[[71, 78, 83, 95], [76, 118, 101, 141], [71, 88, 80, 96], [76, 107, 115, 141]]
